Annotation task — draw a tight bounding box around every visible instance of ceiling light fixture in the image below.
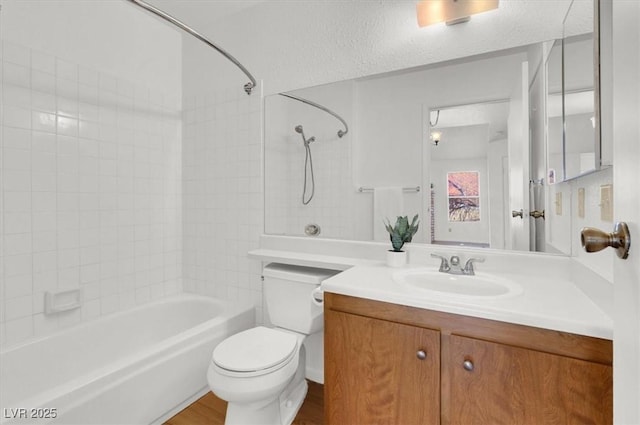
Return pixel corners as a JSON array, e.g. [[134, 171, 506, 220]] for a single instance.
[[416, 0, 499, 27]]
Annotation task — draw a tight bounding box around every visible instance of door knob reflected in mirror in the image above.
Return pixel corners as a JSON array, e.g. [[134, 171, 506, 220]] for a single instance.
[[581, 222, 631, 259], [512, 209, 523, 219], [530, 210, 545, 220]]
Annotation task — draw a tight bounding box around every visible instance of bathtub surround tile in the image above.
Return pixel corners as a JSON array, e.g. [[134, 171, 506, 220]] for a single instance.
[[33, 313, 59, 337], [4, 126, 31, 150], [31, 69, 56, 94], [4, 191, 31, 212], [3, 85, 32, 109], [4, 234, 32, 256], [57, 308, 81, 328], [31, 292, 45, 315], [32, 232, 57, 253], [182, 87, 263, 323], [4, 316, 34, 346], [32, 212, 56, 233], [31, 50, 55, 75], [4, 212, 32, 234], [4, 170, 31, 193], [3, 253, 33, 280], [4, 106, 31, 129], [3, 62, 30, 89], [1, 43, 182, 348], [32, 111, 57, 133], [3, 41, 30, 67], [33, 271, 58, 293], [81, 299, 101, 321], [5, 295, 34, 321]]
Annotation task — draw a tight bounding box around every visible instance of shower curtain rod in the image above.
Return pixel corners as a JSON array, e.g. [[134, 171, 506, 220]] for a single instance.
[[279, 93, 349, 138], [125, 0, 257, 95]]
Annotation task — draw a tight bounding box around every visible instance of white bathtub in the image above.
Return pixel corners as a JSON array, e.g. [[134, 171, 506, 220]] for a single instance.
[[0, 294, 254, 425]]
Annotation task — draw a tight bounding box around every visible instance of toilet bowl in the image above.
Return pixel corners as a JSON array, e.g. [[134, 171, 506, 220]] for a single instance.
[[206, 263, 340, 425], [207, 326, 308, 425]]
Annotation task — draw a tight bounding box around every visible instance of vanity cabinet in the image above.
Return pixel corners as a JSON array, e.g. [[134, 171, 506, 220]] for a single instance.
[[324, 310, 440, 424], [324, 293, 613, 425]]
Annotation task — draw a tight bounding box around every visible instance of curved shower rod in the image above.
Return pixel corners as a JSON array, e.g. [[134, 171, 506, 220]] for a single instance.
[[279, 93, 349, 138], [125, 0, 257, 95]]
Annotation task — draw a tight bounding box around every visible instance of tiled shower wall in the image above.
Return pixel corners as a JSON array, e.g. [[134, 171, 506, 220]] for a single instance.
[[182, 88, 264, 322], [0, 41, 182, 347]]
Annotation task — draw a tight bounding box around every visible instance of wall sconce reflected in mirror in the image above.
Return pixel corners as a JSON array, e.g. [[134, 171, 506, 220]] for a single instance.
[[431, 131, 442, 146], [416, 0, 499, 27]]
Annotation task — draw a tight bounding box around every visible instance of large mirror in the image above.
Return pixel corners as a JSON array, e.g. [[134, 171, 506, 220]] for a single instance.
[[547, 0, 602, 183], [264, 0, 601, 254]]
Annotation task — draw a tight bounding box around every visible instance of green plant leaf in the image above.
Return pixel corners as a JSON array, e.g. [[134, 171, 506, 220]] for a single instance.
[[384, 214, 420, 250]]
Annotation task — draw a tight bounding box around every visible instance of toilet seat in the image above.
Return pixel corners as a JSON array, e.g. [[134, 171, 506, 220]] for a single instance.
[[212, 327, 299, 377]]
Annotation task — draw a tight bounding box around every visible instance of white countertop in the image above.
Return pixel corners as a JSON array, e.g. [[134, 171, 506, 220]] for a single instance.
[[321, 262, 613, 340]]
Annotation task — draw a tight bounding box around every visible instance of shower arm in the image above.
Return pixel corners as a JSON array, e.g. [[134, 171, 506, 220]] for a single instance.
[[279, 93, 349, 138], [125, 0, 257, 95]]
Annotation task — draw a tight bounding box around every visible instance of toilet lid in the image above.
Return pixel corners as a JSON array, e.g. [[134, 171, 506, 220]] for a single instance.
[[213, 327, 298, 373]]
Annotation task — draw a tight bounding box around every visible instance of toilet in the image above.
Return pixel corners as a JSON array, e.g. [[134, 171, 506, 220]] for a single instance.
[[207, 263, 340, 425]]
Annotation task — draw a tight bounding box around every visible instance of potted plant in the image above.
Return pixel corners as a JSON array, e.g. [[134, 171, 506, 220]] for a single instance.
[[384, 214, 419, 267]]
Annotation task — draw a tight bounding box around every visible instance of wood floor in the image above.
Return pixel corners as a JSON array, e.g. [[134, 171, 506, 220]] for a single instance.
[[164, 381, 323, 425]]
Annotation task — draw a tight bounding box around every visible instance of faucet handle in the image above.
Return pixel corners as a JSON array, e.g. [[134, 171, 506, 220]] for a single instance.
[[430, 254, 450, 272], [463, 257, 485, 275]]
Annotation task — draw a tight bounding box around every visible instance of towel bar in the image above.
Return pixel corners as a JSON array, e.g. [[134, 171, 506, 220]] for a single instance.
[[357, 186, 420, 193]]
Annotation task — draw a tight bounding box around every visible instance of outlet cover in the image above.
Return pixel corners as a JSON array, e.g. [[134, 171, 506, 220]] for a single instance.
[[600, 184, 613, 222], [555, 192, 562, 215], [578, 188, 585, 218]]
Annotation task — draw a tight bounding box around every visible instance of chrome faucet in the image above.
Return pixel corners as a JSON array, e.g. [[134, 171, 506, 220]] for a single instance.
[[463, 257, 485, 275], [430, 254, 450, 272], [431, 254, 484, 276]]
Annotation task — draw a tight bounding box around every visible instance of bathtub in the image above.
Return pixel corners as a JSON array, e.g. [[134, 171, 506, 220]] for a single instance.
[[0, 294, 255, 425]]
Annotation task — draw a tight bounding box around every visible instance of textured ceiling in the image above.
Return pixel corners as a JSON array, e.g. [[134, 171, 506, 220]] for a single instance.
[[150, 0, 592, 95]]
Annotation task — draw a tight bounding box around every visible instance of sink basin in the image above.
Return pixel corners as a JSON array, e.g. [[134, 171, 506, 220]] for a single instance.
[[392, 269, 523, 299]]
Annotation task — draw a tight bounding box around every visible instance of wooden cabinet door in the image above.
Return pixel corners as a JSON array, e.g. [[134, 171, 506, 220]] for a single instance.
[[448, 335, 612, 425], [325, 310, 440, 425]]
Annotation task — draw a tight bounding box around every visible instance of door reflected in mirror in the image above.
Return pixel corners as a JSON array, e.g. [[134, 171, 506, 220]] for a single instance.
[[427, 102, 509, 249]]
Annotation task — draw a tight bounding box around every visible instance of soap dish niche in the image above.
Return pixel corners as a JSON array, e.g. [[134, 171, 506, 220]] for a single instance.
[[45, 288, 82, 315]]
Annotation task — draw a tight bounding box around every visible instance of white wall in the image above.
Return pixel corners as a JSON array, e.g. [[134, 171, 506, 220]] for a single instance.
[[355, 50, 526, 188]]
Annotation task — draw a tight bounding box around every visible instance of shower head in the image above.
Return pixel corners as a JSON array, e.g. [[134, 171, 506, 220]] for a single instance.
[[294, 124, 315, 145]]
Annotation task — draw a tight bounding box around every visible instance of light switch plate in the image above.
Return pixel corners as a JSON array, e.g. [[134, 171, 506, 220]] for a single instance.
[[555, 192, 562, 215], [600, 184, 613, 222], [578, 188, 585, 218]]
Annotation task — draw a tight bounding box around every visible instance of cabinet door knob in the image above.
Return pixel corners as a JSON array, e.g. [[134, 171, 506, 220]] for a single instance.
[[416, 350, 427, 360], [463, 360, 474, 371]]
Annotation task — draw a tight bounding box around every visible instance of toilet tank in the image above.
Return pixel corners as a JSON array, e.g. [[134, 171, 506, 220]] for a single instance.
[[263, 263, 340, 334]]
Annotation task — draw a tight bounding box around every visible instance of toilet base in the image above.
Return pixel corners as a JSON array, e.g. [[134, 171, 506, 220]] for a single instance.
[[224, 378, 308, 425], [279, 378, 308, 425]]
